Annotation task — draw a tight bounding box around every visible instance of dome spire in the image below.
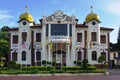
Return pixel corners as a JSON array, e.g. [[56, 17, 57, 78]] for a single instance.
[[26, 5, 28, 13], [85, 6, 100, 22], [19, 5, 34, 22], [90, 5, 93, 13]]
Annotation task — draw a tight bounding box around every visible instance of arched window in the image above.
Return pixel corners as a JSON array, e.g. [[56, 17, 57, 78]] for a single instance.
[[36, 51, 41, 61], [12, 52, 17, 61], [78, 51, 82, 60], [101, 52, 106, 60], [92, 51, 97, 61], [22, 51, 26, 61]]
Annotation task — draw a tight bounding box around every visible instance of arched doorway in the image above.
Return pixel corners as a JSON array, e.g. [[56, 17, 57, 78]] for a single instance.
[[52, 50, 66, 69], [101, 52, 106, 61], [36, 51, 41, 66], [77, 51, 82, 60], [12, 52, 17, 61], [92, 51, 97, 61]]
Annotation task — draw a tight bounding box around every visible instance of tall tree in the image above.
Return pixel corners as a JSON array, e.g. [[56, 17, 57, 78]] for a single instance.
[[117, 27, 120, 43], [110, 26, 120, 52], [1, 26, 9, 32], [116, 26, 120, 51], [0, 26, 9, 66]]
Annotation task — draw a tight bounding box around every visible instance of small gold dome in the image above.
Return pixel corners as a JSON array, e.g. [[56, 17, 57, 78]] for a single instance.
[[20, 12, 34, 22], [85, 12, 99, 22], [85, 6, 100, 22]]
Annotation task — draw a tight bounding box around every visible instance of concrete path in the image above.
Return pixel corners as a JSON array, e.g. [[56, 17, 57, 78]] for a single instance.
[[105, 69, 120, 75], [0, 69, 120, 80], [0, 75, 120, 80]]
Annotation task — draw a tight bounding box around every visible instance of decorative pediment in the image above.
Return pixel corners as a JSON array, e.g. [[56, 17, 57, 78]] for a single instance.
[[46, 10, 72, 22]]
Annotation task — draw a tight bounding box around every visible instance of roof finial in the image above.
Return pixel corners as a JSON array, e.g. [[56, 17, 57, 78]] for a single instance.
[[26, 5, 28, 13], [91, 5, 93, 13]]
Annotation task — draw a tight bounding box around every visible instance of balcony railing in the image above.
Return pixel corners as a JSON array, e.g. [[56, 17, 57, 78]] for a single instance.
[[48, 36, 70, 43]]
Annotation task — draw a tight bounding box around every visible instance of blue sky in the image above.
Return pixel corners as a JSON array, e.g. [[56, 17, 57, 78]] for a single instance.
[[0, 0, 120, 43]]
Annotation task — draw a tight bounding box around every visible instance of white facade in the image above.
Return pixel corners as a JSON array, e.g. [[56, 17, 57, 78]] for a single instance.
[[8, 10, 113, 66]]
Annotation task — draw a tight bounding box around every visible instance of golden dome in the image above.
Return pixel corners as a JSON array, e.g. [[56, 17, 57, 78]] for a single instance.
[[20, 12, 34, 22], [85, 6, 100, 22], [19, 5, 34, 22], [85, 13, 99, 22]]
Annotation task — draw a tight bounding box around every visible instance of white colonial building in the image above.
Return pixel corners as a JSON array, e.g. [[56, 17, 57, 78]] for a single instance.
[[8, 7, 113, 67]]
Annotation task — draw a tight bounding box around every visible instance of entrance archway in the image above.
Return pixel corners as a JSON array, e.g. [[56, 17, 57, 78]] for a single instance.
[[52, 50, 66, 69]]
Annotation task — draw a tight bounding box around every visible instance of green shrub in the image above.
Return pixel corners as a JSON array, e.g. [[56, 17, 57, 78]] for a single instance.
[[0, 69, 18, 74], [62, 66, 82, 71], [66, 70, 80, 73], [51, 61, 56, 66], [42, 60, 48, 66], [8, 61, 21, 69], [62, 63, 66, 66], [23, 66, 55, 71], [17, 69, 38, 74], [93, 69, 105, 73], [87, 66, 97, 70], [73, 60, 81, 66], [0, 67, 9, 70], [49, 69, 56, 73], [82, 59, 89, 70], [50, 69, 64, 73]]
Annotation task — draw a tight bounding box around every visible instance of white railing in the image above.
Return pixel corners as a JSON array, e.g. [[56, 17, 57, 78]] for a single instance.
[[48, 36, 70, 42]]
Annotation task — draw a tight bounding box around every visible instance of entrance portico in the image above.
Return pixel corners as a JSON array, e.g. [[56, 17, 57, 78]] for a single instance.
[[52, 50, 66, 66]]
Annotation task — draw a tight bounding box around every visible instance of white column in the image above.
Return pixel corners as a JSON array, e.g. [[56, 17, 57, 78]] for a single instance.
[[106, 51, 108, 61], [41, 21, 46, 60], [67, 24, 69, 36], [49, 24, 51, 36], [71, 24, 76, 65], [11, 52, 12, 61], [82, 50, 84, 60], [48, 24, 51, 60], [48, 44, 51, 59], [20, 51, 22, 69], [76, 50, 77, 66], [34, 50, 36, 66], [67, 44, 70, 59], [97, 25, 100, 44]]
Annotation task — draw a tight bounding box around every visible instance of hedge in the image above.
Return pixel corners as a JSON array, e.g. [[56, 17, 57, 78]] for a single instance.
[[22, 66, 55, 71], [50, 69, 64, 73], [87, 66, 97, 70], [62, 66, 82, 71]]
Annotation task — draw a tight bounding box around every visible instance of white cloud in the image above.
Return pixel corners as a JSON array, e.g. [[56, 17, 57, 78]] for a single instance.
[[0, 9, 16, 28], [107, 0, 120, 15], [0, 10, 13, 20], [8, 22, 16, 27], [0, 21, 17, 28], [66, 8, 77, 15], [71, 8, 76, 14]]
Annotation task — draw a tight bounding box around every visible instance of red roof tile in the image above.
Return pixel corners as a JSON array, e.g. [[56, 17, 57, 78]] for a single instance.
[[8, 28, 18, 31], [76, 24, 114, 31], [100, 27, 114, 31], [30, 24, 42, 28]]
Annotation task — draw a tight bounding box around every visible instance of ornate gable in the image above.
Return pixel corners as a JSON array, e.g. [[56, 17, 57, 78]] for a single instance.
[[46, 10, 72, 22]]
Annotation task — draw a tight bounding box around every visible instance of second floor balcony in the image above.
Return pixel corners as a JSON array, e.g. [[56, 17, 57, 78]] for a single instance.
[[47, 36, 70, 43]]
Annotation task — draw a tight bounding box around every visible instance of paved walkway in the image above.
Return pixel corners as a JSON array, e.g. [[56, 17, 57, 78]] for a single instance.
[[0, 69, 120, 80], [105, 69, 120, 75], [0, 75, 120, 80]]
